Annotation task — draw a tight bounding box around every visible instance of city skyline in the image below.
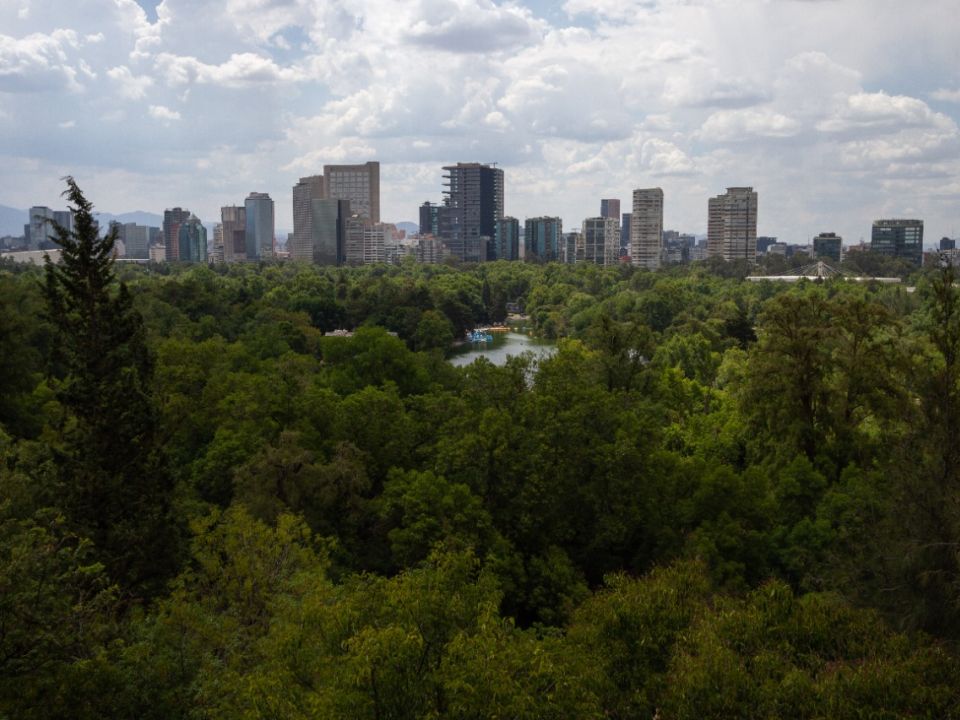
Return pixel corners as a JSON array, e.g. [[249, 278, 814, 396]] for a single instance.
[[1, 1, 958, 245]]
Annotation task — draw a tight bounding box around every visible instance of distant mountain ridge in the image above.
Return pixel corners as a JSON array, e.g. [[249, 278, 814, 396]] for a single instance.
[[0, 205, 28, 237]]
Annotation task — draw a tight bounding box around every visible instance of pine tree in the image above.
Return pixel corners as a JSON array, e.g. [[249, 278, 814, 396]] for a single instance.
[[43, 177, 180, 597]]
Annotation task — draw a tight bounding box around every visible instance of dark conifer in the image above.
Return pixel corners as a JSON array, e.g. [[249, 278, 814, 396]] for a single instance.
[[43, 177, 180, 598]]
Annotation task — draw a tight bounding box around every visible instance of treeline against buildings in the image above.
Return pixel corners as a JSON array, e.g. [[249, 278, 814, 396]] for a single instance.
[[1, 185, 959, 717]]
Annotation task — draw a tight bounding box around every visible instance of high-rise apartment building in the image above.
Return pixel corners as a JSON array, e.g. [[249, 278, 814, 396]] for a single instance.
[[582, 217, 620, 265], [324, 162, 380, 223], [178, 214, 207, 263], [524, 216, 562, 262], [441, 162, 504, 262], [631, 188, 664, 270], [600, 199, 620, 220], [495, 216, 520, 261], [813, 232, 843, 263], [871, 219, 923, 266], [245, 192, 274, 260], [417, 236, 445, 264], [707, 187, 758, 262], [344, 216, 390, 264], [212, 223, 225, 263], [163, 207, 191, 261], [221, 205, 247, 262], [291, 175, 325, 262], [563, 232, 583, 263]]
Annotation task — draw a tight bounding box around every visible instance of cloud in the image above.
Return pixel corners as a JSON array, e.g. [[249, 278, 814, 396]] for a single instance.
[[405, 0, 545, 53], [641, 139, 697, 176], [148, 104, 181, 121], [700, 108, 802, 142], [154, 52, 305, 87], [932, 88, 960, 103], [662, 71, 769, 109], [107, 65, 154, 99], [817, 92, 951, 133], [0, 29, 85, 92]]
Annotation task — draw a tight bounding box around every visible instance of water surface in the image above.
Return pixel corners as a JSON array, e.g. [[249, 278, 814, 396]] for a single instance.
[[449, 331, 556, 367]]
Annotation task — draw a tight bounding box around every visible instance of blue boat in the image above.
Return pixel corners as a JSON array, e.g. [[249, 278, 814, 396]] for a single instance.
[[467, 329, 494, 343]]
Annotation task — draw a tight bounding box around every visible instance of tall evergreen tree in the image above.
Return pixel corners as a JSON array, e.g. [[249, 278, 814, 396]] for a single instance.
[[43, 177, 180, 597]]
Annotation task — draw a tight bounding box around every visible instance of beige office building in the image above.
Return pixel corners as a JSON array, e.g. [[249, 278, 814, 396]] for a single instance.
[[631, 188, 664, 269], [324, 162, 380, 223], [220, 205, 247, 263], [707, 187, 758, 262]]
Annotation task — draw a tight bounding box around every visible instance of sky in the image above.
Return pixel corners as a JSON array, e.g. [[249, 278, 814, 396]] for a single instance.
[[1, 0, 959, 244]]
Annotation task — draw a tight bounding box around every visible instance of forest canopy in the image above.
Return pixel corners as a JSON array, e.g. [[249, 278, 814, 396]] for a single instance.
[[1, 183, 958, 718]]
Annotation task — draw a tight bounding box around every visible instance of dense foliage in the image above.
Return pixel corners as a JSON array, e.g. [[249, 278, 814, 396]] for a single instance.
[[1, 183, 958, 717]]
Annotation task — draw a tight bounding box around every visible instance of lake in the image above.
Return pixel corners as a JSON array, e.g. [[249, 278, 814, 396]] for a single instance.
[[449, 331, 557, 367]]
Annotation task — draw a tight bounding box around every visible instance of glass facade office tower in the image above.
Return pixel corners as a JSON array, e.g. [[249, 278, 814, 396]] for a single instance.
[[524, 216, 562, 262], [121, 223, 150, 259], [582, 217, 620, 266], [311, 199, 350, 265], [631, 188, 664, 270], [871, 219, 923, 266], [707, 187, 758, 263], [600, 199, 620, 220], [245, 192, 274, 260], [177, 214, 207, 263], [813, 232, 842, 263], [441, 162, 504, 262], [495, 216, 520, 261], [419, 201, 442, 237]]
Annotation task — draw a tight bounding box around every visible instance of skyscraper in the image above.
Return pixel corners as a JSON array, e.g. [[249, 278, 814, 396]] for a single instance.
[[178, 214, 207, 263], [600, 199, 620, 220], [871, 219, 923, 266], [292, 175, 324, 262], [419, 201, 442, 237], [121, 223, 150, 259], [524, 216, 562, 262], [707, 187, 758, 262], [621, 213, 632, 250], [245, 192, 274, 260], [311, 198, 350, 265], [212, 223, 224, 263], [221, 205, 247, 262], [495, 216, 520, 261], [163, 207, 191, 261], [324, 162, 380, 223], [631, 188, 664, 270], [582, 217, 620, 265], [441, 162, 504, 262]]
